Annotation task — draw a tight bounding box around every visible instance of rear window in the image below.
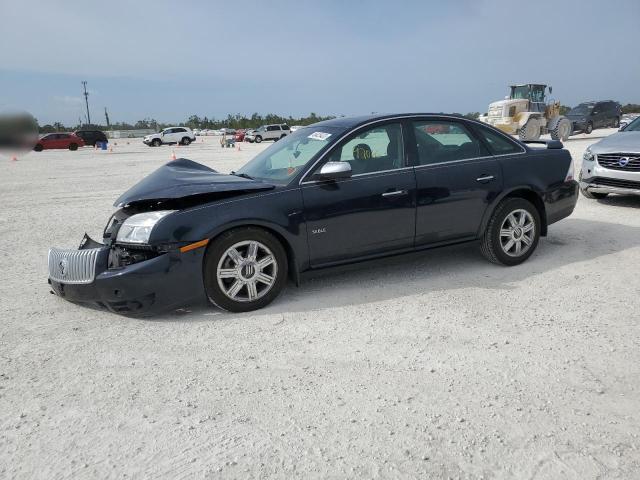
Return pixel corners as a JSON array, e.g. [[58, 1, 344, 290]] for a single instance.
[[473, 124, 523, 155]]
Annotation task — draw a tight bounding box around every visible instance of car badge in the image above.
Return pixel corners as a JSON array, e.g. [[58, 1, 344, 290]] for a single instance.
[[618, 157, 630, 167], [58, 258, 68, 277]]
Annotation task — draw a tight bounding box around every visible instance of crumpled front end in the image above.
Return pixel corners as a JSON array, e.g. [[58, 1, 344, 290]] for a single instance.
[[48, 235, 206, 316]]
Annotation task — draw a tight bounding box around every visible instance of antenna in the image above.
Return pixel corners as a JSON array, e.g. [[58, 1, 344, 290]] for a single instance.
[[82, 81, 91, 125]]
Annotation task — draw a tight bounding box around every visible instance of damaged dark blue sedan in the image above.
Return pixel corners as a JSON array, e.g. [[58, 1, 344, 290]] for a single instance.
[[48, 114, 578, 315]]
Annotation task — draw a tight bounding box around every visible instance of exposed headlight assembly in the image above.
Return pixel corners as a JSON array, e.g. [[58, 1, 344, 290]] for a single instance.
[[583, 148, 595, 162], [116, 210, 175, 244]]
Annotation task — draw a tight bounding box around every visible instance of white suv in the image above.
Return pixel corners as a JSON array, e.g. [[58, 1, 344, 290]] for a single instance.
[[144, 127, 196, 147], [245, 124, 290, 143]]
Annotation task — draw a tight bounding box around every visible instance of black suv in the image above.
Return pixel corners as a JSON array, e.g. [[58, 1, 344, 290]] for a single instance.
[[74, 130, 108, 146], [567, 101, 621, 134]]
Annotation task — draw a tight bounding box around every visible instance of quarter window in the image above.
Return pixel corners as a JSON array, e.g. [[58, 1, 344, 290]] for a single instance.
[[322, 123, 404, 175], [412, 121, 488, 165], [473, 124, 523, 155]]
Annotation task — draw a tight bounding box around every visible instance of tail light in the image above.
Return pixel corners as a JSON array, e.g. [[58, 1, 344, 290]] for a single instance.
[[565, 158, 574, 181]]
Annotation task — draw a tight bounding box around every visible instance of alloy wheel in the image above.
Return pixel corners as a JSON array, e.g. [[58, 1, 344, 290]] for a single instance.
[[499, 209, 535, 257], [216, 240, 278, 302]]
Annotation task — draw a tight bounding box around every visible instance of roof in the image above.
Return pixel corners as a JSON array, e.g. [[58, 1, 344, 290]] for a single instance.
[[313, 113, 466, 129]]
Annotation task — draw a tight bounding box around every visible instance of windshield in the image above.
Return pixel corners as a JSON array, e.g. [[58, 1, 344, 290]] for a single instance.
[[236, 127, 342, 184], [623, 116, 640, 132], [569, 105, 593, 116]]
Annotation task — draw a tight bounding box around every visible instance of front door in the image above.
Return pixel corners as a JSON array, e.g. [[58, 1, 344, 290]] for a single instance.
[[301, 122, 416, 266], [409, 119, 503, 245]]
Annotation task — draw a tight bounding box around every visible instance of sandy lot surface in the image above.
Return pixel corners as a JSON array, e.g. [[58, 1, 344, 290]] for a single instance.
[[1, 129, 639, 479]]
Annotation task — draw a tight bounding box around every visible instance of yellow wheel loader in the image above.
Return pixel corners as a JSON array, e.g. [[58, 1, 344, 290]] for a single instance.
[[479, 84, 572, 141]]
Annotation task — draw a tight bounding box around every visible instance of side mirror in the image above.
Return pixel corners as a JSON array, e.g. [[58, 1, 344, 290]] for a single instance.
[[315, 161, 352, 180]]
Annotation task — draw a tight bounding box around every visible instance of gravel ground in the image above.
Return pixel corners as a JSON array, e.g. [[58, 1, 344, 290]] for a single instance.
[[1, 130, 639, 479]]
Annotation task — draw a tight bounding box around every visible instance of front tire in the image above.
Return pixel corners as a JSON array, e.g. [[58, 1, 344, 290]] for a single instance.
[[580, 188, 608, 199], [69, 143, 78, 151], [204, 227, 288, 312], [34, 144, 43, 152], [254, 135, 263, 143], [181, 137, 191, 145], [481, 198, 541, 266], [550, 117, 572, 141], [152, 138, 162, 147], [585, 122, 593, 134], [612, 117, 620, 128]]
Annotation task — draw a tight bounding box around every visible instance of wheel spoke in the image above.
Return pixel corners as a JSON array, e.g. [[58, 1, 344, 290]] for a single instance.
[[522, 235, 532, 246], [246, 281, 258, 300], [257, 255, 275, 270], [227, 248, 244, 265], [255, 272, 274, 286], [518, 212, 527, 226], [503, 239, 515, 252], [507, 213, 518, 228], [218, 268, 238, 279], [500, 228, 512, 237], [226, 280, 244, 299], [514, 240, 522, 255], [247, 242, 258, 262], [522, 223, 534, 233]]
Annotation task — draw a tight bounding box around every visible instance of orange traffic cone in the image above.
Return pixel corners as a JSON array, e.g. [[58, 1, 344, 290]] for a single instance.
[[171, 150, 177, 160]]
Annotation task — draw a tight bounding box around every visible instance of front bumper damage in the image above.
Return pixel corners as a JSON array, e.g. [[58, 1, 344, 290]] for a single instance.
[[48, 236, 206, 316]]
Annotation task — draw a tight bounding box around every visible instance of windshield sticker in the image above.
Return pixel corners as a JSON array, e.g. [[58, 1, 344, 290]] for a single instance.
[[308, 132, 331, 141]]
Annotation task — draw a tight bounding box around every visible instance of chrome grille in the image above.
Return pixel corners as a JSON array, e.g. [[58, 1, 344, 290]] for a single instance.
[[597, 153, 640, 171], [48, 247, 100, 284]]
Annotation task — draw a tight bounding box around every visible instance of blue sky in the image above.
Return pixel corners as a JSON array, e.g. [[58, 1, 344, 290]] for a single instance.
[[1, 0, 638, 125]]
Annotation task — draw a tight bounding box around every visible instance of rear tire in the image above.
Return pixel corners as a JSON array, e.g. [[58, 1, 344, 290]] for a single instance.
[[480, 198, 541, 266], [181, 137, 191, 145], [34, 144, 43, 152], [580, 188, 608, 199], [612, 117, 620, 128], [69, 143, 78, 151], [518, 119, 540, 141], [204, 227, 288, 312]]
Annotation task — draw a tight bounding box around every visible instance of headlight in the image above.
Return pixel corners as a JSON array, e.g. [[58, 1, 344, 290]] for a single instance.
[[583, 148, 594, 162], [116, 210, 175, 244]]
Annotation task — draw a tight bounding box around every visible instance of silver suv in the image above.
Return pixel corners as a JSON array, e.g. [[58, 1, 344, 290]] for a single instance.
[[579, 116, 640, 198], [245, 124, 290, 143]]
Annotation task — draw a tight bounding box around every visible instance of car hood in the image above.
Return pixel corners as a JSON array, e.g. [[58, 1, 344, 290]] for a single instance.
[[591, 132, 640, 153], [114, 158, 275, 207]]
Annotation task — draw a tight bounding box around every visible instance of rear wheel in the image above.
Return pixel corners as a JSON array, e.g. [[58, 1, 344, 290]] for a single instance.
[[181, 137, 191, 145], [69, 143, 78, 151], [518, 119, 540, 141], [481, 198, 541, 266], [34, 144, 43, 152], [152, 138, 162, 147], [580, 188, 608, 199], [204, 227, 288, 312], [612, 117, 620, 128]]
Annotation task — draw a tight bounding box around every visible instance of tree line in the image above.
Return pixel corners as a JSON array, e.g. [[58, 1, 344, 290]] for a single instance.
[[36, 104, 640, 133]]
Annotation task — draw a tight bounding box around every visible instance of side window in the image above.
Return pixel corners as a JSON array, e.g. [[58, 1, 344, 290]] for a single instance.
[[326, 123, 404, 175], [282, 125, 290, 131], [473, 124, 523, 155], [267, 125, 279, 132], [58, 134, 70, 139], [176, 128, 186, 133], [412, 120, 488, 165]]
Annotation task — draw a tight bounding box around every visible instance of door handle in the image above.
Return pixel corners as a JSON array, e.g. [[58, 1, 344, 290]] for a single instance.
[[476, 175, 495, 183], [381, 189, 408, 198]]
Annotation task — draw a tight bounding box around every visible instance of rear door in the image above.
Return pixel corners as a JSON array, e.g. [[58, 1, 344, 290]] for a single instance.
[[410, 118, 503, 245]]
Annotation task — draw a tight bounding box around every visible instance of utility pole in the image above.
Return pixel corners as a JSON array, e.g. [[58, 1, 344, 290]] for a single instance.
[[104, 107, 110, 128], [82, 81, 91, 125]]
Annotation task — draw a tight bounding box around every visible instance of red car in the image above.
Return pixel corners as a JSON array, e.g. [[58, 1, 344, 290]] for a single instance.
[[34, 133, 85, 151], [234, 129, 246, 142]]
